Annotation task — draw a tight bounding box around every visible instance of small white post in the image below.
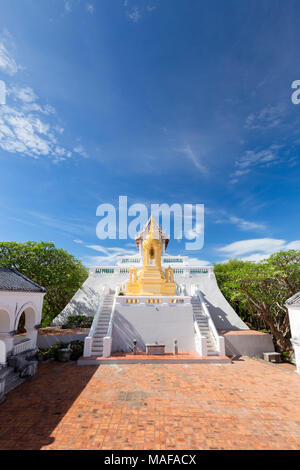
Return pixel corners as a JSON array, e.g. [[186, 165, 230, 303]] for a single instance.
[[103, 336, 112, 358], [218, 335, 225, 356], [83, 336, 92, 357], [200, 336, 207, 356]]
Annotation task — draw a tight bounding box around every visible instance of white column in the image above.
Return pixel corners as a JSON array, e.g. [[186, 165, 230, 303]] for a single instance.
[[286, 304, 300, 374], [0, 332, 14, 356], [103, 336, 112, 357]]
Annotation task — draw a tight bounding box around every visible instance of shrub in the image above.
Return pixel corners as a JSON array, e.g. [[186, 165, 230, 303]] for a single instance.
[[36, 340, 84, 361], [61, 315, 93, 329]]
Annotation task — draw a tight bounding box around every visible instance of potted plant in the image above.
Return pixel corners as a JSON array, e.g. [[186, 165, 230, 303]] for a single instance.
[[57, 343, 71, 362]]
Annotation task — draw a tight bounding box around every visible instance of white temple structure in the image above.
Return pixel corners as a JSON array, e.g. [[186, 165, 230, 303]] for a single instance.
[[53, 216, 274, 361]]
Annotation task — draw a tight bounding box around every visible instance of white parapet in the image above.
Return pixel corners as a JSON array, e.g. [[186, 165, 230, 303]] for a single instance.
[[115, 295, 191, 306], [83, 336, 92, 357], [12, 339, 32, 356], [103, 336, 112, 358], [286, 294, 300, 375]]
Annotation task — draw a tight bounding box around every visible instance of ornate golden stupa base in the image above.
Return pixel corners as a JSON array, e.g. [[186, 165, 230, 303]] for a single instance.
[[125, 215, 177, 297]]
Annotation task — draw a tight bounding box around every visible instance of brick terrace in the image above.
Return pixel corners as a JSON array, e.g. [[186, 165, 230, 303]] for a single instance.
[[0, 358, 299, 450]]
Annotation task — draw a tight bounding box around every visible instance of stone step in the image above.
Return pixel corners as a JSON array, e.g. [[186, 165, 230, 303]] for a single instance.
[[4, 371, 26, 394]]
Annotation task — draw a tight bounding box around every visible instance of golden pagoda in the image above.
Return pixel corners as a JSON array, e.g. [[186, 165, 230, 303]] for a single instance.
[[125, 215, 176, 296]]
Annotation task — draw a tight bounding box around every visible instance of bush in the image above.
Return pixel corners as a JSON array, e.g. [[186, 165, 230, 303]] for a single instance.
[[0, 241, 88, 326], [69, 340, 84, 360], [36, 342, 67, 361], [36, 340, 84, 361], [61, 315, 93, 329]]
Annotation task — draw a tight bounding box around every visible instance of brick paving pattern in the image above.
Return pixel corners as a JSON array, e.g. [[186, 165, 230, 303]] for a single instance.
[[0, 357, 299, 450]]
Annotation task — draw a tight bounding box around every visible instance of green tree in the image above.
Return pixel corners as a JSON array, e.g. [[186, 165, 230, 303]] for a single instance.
[[214, 250, 300, 352], [0, 241, 88, 326]]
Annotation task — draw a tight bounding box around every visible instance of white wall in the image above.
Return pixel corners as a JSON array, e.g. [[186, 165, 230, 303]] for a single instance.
[[0, 291, 45, 359], [287, 305, 300, 374], [111, 303, 196, 352]]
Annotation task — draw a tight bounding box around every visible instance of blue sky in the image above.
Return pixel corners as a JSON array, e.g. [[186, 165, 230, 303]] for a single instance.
[[0, 0, 299, 266]]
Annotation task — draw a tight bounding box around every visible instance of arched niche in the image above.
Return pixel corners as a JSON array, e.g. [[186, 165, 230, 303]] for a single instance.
[[14, 304, 38, 345], [0, 308, 11, 333]]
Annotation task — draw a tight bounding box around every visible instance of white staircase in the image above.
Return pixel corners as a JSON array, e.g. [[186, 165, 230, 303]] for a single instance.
[[191, 296, 218, 356], [91, 294, 114, 356]]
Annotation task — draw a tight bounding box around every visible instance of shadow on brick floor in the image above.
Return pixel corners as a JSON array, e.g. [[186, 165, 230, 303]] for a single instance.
[[0, 361, 98, 450]]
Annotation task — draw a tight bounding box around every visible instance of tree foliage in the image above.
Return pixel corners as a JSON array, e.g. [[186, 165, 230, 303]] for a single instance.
[[0, 241, 88, 326], [214, 250, 300, 352]]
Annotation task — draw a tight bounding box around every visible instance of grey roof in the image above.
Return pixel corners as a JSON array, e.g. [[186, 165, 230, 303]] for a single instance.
[[286, 292, 300, 306], [0, 267, 46, 293]]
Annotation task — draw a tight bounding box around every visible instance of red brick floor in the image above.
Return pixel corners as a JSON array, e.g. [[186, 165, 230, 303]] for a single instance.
[[0, 357, 299, 450]]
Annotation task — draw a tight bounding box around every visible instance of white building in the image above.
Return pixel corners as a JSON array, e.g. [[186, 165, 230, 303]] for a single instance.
[[286, 292, 300, 374], [0, 268, 46, 402], [54, 218, 274, 361]]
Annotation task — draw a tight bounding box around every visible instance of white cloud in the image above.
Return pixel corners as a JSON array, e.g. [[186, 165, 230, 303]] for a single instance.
[[245, 104, 285, 130], [218, 238, 300, 262], [64, 1, 72, 12], [10, 86, 37, 103], [286, 240, 300, 250], [85, 244, 137, 266], [0, 34, 21, 75], [74, 144, 89, 159], [212, 209, 267, 233], [86, 244, 109, 255], [0, 32, 90, 164], [28, 211, 95, 236], [185, 223, 203, 240], [177, 144, 208, 174], [228, 216, 266, 232], [231, 145, 282, 183], [0, 103, 70, 162], [218, 238, 285, 256], [127, 7, 142, 23], [124, 2, 157, 23], [86, 3, 94, 14]]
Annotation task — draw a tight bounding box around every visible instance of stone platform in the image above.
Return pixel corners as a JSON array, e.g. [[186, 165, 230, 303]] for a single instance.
[[77, 351, 231, 365]]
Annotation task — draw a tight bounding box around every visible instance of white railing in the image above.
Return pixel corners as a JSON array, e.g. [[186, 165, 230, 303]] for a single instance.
[[103, 292, 118, 358], [89, 265, 214, 278], [194, 320, 207, 356], [83, 286, 108, 357], [195, 289, 225, 356], [13, 338, 32, 355], [115, 295, 191, 306]]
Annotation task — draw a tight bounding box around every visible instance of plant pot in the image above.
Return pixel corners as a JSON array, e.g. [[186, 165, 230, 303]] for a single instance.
[[57, 348, 71, 362]]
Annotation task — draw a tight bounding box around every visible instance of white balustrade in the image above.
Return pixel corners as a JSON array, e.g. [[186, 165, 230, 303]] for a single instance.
[[196, 290, 225, 356], [194, 320, 207, 356], [12, 339, 32, 355], [83, 286, 108, 358], [89, 265, 214, 278], [115, 295, 191, 306]]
